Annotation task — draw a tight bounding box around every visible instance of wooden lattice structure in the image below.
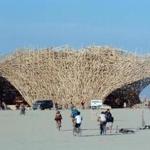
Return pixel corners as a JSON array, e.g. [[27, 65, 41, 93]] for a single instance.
[[0, 46, 150, 107]]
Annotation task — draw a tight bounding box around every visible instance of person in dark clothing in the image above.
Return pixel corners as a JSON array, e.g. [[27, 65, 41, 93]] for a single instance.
[[55, 102, 58, 110], [54, 111, 62, 131], [105, 109, 114, 123], [81, 100, 85, 109], [105, 109, 114, 133]]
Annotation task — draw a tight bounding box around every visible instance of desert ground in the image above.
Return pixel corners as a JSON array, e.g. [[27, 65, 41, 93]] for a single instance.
[[0, 108, 150, 150]]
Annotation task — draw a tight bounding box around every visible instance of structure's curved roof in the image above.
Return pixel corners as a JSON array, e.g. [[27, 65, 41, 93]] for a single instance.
[[0, 46, 150, 107]]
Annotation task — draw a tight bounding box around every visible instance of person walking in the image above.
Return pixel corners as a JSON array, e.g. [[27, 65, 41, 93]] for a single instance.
[[97, 111, 107, 135]]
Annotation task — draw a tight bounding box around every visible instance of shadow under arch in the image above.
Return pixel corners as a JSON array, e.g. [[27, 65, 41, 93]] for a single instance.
[[0, 76, 29, 107], [103, 77, 150, 108]]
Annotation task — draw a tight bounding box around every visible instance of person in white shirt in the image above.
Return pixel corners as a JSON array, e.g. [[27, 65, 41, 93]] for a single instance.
[[74, 111, 82, 128], [73, 111, 82, 136], [97, 111, 107, 135]]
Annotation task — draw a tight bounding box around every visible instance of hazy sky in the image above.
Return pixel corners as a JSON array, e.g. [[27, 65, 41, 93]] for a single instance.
[[0, 0, 150, 98], [0, 0, 150, 55]]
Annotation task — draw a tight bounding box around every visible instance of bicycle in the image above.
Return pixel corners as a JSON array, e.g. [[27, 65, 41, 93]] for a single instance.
[[56, 120, 61, 131], [73, 123, 82, 136]]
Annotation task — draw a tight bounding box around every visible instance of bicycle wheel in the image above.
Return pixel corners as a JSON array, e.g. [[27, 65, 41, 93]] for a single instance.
[[73, 126, 76, 136], [76, 127, 82, 136]]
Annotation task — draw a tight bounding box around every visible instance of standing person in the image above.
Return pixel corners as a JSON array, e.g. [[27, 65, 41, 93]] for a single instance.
[[97, 111, 107, 135], [105, 109, 114, 133], [16, 103, 20, 110], [123, 102, 127, 108], [1, 101, 7, 110], [105, 109, 113, 121], [54, 111, 62, 131], [81, 100, 85, 109], [64, 103, 68, 109], [55, 102, 58, 110], [70, 101, 74, 110], [20, 103, 26, 115]]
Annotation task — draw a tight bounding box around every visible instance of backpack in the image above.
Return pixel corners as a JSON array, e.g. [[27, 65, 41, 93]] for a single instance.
[[106, 112, 114, 122], [71, 109, 80, 118]]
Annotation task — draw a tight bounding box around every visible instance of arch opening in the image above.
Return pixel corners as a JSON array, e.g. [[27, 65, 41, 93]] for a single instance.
[[0, 76, 28, 108], [104, 78, 150, 108], [139, 85, 150, 101]]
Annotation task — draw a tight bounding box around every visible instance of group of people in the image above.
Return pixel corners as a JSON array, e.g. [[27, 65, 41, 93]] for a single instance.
[[97, 109, 114, 135], [54, 101, 86, 111], [54, 106, 114, 136], [54, 106, 83, 135]]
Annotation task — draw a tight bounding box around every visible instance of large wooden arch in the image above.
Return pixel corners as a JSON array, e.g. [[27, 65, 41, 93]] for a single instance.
[[0, 47, 150, 107]]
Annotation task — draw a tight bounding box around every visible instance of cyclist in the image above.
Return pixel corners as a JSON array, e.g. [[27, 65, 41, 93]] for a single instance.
[[73, 111, 82, 136], [71, 106, 80, 118], [54, 111, 62, 131]]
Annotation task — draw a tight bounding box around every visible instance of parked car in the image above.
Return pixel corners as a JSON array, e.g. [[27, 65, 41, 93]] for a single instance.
[[32, 100, 53, 110]]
